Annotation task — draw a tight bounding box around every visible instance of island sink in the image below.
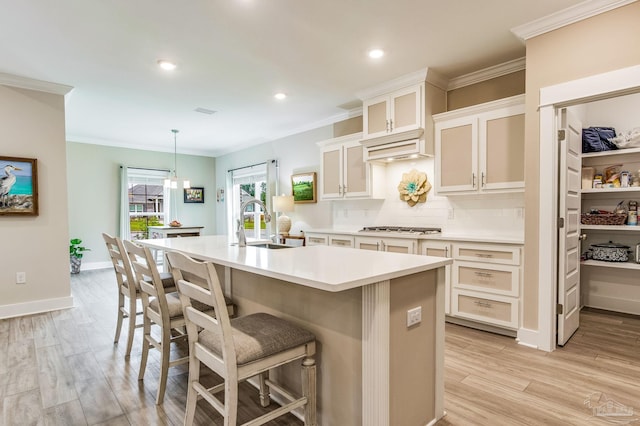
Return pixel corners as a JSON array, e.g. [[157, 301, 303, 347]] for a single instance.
[[248, 242, 292, 249]]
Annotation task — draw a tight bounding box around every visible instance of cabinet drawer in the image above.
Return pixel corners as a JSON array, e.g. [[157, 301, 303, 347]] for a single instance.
[[453, 261, 519, 297], [453, 243, 521, 265], [328, 235, 355, 248], [452, 289, 518, 329], [306, 234, 328, 246]]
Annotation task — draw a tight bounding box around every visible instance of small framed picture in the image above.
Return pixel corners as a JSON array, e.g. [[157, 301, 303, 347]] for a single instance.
[[291, 172, 317, 203], [0, 156, 38, 216], [184, 187, 204, 203]]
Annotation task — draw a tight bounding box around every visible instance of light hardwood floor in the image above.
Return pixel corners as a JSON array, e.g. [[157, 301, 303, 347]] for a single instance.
[[1, 269, 639, 425]]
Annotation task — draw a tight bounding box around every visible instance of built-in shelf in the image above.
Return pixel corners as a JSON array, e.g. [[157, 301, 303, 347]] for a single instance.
[[582, 147, 640, 158], [580, 225, 640, 231], [581, 187, 640, 194], [582, 259, 640, 270]]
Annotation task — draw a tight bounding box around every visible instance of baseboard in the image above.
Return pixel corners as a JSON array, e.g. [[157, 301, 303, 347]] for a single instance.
[[0, 296, 74, 319], [516, 327, 540, 350], [584, 295, 640, 316], [82, 261, 112, 271], [445, 315, 517, 337]]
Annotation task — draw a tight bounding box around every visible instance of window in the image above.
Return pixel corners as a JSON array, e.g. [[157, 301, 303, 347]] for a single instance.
[[121, 167, 170, 240], [227, 163, 273, 241]]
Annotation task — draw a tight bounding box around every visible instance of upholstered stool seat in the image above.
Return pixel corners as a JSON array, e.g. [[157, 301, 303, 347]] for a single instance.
[[148, 292, 220, 319], [199, 312, 315, 366]]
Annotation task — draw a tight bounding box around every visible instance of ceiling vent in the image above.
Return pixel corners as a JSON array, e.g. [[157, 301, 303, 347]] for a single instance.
[[194, 107, 216, 115]]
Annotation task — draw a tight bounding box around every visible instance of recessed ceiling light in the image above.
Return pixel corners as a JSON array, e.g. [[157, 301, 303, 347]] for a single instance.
[[157, 60, 177, 71], [368, 49, 385, 59], [274, 93, 287, 100]]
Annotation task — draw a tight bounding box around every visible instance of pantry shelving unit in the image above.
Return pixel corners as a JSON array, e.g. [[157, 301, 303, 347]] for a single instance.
[[580, 147, 640, 272]]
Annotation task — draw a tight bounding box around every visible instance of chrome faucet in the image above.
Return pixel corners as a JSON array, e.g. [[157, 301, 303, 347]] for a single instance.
[[237, 198, 271, 247]]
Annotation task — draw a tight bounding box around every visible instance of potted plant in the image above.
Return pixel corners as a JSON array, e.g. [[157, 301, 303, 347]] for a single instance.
[[70, 238, 90, 274]]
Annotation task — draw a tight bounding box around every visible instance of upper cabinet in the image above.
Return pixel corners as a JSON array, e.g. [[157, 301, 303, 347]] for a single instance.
[[363, 84, 424, 140], [357, 69, 447, 161], [318, 133, 385, 200], [434, 95, 525, 195]]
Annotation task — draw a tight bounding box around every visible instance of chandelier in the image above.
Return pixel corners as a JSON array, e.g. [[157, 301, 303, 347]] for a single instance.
[[164, 129, 190, 189]]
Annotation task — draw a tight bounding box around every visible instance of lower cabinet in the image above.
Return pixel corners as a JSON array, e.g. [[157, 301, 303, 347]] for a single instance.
[[420, 241, 452, 315], [451, 289, 519, 329], [354, 236, 417, 254], [449, 242, 522, 331], [306, 233, 328, 246], [328, 235, 355, 248]]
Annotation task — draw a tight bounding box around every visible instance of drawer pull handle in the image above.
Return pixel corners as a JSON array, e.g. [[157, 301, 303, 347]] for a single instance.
[[474, 300, 493, 308], [475, 253, 494, 258], [474, 271, 494, 278]]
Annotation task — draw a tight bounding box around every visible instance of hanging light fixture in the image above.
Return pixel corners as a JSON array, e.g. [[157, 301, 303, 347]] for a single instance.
[[164, 129, 190, 189]]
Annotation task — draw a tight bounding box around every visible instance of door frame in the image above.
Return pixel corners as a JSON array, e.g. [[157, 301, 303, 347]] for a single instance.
[[537, 64, 640, 352]]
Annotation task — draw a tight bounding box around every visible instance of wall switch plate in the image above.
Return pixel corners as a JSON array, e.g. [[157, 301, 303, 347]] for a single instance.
[[16, 272, 26, 284], [407, 306, 422, 327]]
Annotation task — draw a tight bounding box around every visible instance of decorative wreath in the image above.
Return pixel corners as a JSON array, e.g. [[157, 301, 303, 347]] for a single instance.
[[397, 169, 431, 207]]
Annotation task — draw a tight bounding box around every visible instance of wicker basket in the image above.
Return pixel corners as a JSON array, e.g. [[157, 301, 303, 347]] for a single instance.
[[580, 213, 627, 225]]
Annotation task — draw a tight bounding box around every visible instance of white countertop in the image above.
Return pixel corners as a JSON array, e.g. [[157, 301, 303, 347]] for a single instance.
[[306, 228, 524, 245], [139, 235, 451, 292]]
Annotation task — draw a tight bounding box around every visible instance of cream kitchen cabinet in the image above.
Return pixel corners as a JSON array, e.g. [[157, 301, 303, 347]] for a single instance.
[[354, 236, 416, 254], [450, 242, 522, 331], [328, 234, 355, 248], [434, 95, 525, 195], [305, 233, 328, 246], [318, 133, 385, 200], [362, 84, 424, 140], [420, 241, 452, 315]]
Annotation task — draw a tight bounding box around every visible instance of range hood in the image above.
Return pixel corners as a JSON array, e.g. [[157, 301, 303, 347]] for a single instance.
[[360, 128, 428, 162]]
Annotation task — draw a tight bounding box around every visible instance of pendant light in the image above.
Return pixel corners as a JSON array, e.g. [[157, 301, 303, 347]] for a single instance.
[[164, 129, 190, 189]]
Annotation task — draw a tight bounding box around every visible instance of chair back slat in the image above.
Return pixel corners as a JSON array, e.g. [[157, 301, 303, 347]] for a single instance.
[[123, 240, 170, 319], [166, 251, 237, 371], [102, 233, 135, 292]]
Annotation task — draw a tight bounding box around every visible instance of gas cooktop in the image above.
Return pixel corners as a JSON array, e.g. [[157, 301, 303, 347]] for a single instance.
[[359, 226, 441, 235]]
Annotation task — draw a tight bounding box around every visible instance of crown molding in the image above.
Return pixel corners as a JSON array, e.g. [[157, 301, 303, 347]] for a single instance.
[[0, 72, 73, 95], [511, 0, 637, 41], [356, 69, 428, 100], [447, 57, 526, 91]]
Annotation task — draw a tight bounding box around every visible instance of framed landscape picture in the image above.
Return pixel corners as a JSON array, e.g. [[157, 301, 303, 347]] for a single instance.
[[291, 172, 316, 203], [0, 156, 38, 216], [184, 187, 204, 203]]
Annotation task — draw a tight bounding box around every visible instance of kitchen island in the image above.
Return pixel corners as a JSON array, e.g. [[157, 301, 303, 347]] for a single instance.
[[139, 235, 451, 426]]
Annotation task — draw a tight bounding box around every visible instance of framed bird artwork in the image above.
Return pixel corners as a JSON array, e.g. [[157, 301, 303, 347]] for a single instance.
[[0, 156, 38, 216]]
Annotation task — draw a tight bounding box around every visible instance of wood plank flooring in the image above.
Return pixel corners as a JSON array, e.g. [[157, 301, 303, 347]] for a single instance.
[[1, 269, 639, 425]]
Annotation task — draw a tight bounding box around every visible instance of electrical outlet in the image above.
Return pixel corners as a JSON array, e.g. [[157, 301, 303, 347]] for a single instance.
[[16, 272, 26, 284], [448, 208, 455, 220], [407, 306, 422, 327]]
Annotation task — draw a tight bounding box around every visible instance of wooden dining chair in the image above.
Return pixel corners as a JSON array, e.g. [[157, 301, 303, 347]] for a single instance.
[[123, 240, 235, 405], [166, 251, 317, 426], [102, 232, 144, 357]]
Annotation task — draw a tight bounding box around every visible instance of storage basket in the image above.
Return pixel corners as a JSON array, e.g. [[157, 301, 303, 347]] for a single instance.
[[580, 213, 627, 225]]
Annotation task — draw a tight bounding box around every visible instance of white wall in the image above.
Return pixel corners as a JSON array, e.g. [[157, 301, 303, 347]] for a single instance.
[[67, 142, 217, 268], [0, 83, 72, 318]]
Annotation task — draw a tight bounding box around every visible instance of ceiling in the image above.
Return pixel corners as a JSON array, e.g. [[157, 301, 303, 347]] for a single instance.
[[0, 0, 586, 157]]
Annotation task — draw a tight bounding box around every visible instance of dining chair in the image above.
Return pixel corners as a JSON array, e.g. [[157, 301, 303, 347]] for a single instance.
[[124, 240, 235, 405], [166, 251, 317, 426]]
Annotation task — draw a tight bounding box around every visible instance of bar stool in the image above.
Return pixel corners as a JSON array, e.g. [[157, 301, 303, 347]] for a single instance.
[[166, 251, 317, 426]]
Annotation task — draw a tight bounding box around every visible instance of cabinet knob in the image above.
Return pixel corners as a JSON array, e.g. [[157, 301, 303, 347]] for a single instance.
[[579, 234, 587, 241]]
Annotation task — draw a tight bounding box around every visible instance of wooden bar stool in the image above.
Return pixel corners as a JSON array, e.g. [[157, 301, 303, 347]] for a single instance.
[[166, 251, 317, 426]]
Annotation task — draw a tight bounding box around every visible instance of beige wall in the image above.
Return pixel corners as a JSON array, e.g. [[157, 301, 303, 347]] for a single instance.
[[0, 85, 71, 316], [333, 115, 362, 137], [523, 2, 640, 330], [447, 70, 525, 110]]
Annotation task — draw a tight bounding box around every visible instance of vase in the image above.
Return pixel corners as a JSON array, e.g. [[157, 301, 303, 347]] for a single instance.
[[70, 256, 82, 274]]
